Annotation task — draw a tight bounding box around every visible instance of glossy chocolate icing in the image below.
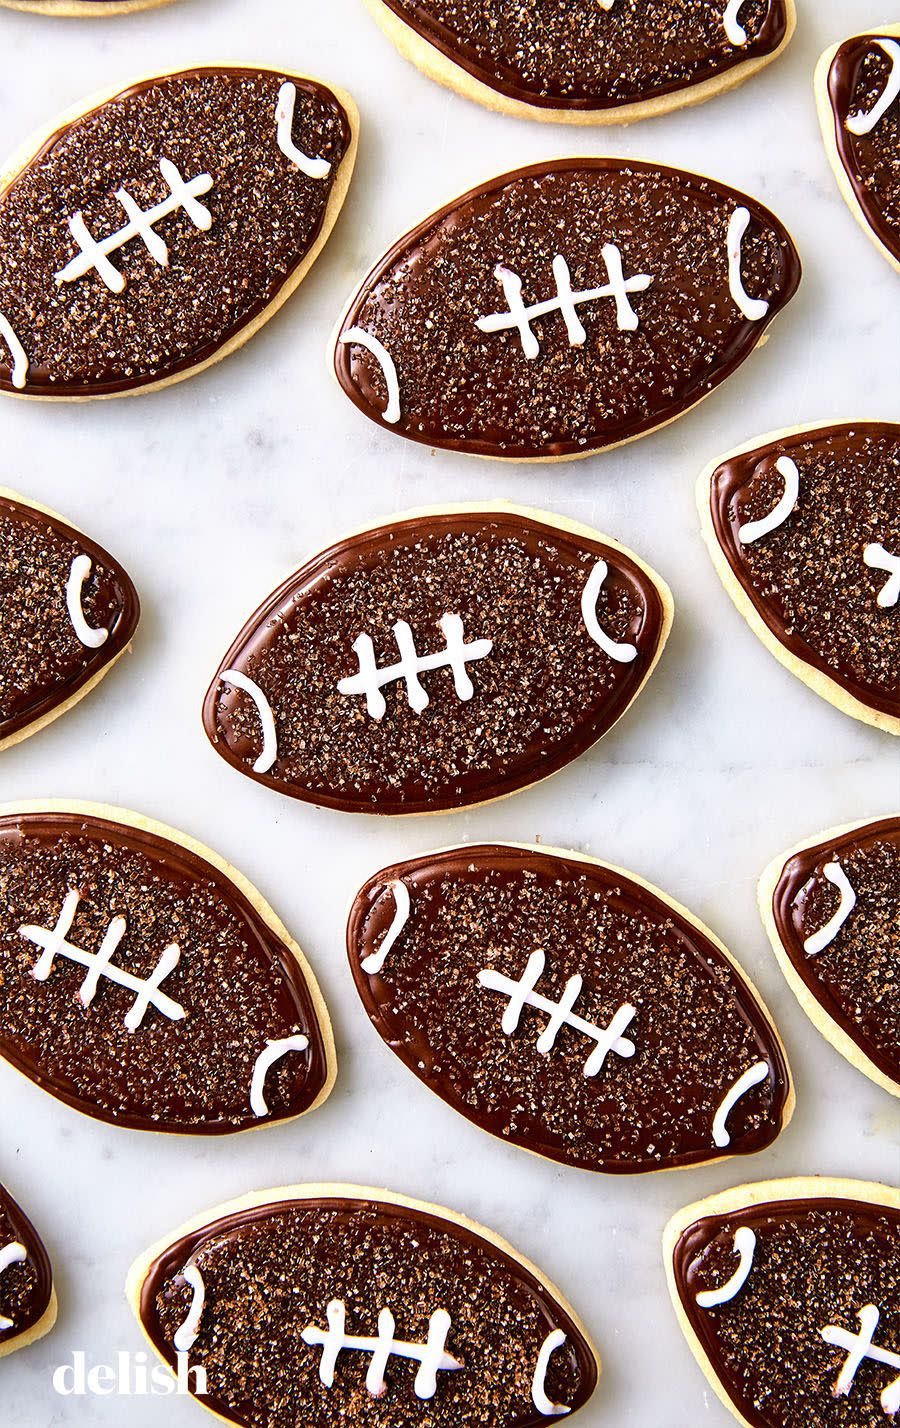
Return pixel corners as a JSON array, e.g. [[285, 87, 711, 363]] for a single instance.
[[672, 1194, 900, 1428], [770, 817, 899, 1087], [708, 422, 899, 719], [0, 496, 139, 743], [203, 510, 669, 814], [827, 35, 900, 262], [380, 0, 789, 111], [0, 810, 330, 1133], [347, 845, 792, 1173], [0, 1183, 53, 1349], [138, 1192, 598, 1427]]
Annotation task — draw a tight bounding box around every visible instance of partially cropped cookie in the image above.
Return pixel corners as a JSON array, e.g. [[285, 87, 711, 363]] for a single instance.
[[0, 1182, 55, 1360], [1, 490, 139, 750], [128, 1184, 600, 1425], [817, 26, 900, 273], [333, 159, 800, 462], [699, 421, 899, 733], [0, 0, 172, 13], [348, 844, 794, 1172], [363, 0, 795, 124], [0, 802, 335, 1133], [203, 505, 672, 814], [0, 66, 357, 398], [759, 817, 899, 1098], [665, 1177, 900, 1428]]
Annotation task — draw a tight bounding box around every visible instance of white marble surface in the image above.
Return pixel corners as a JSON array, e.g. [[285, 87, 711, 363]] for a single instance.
[[0, 1, 897, 1423]]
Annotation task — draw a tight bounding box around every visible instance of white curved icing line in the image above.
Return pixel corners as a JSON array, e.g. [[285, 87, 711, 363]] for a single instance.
[[738, 456, 800, 544], [712, 1060, 769, 1148], [864, 542, 900, 608], [275, 81, 332, 179], [173, 1264, 206, 1353], [695, 1227, 757, 1308], [219, 668, 278, 773], [723, 0, 748, 46], [66, 555, 109, 649], [339, 327, 401, 424], [727, 208, 769, 321], [0, 1242, 27, 1332], [581, 560, 638, 663], [821, 1304, 900, 1412], [250, 1033, 310, 1117], [532, 1329, 572, 1416], [846, 40, 900, 135], [0, 313, 28, 390], [361, 880, 410, 974], [803, 860, 857, 956]]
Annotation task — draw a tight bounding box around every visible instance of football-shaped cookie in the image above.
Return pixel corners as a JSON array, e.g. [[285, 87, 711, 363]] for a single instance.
[[363, 0, 795, 124], [0, 0, 173, 14], [1, 489, 139, 752], [0, 802, 336, 1133], [202, 505, 673, 815], [128, 1183, 600, 1426], [816, 27, 900, 273], [699, 421, 899, 734], [332, 159, 800, 462], [347, 843, 794, 1173], [665, 1177, 900, 1428], [759, 816, 899, 1098], [0, 66, 357, 398], [0, 1181, 55, 1361]]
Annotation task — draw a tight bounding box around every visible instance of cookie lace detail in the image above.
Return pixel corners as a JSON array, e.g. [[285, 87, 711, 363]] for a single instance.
[[66, 555, 110, 649], [846, 40, 900, 136], [0, 313, 28, 390], [863, 543, 900, 608], [337, 614, 492, 720], [0, 1242, 27, 1332], [301, 1300, 464, 1399], [820, 1305, 900, 1415], [275, 82, 332, 179]]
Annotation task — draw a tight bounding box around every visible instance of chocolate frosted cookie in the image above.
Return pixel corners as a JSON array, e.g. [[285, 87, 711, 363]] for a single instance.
[[759, 817, 899, 1098], [0, 1182, 55, 1361], [665, 1178, 900, 1428], [333, 160, 800, 461], [363, 0, 795, 124], [347, 844, 793, 1173], [0, 802, 336, 1133], [817, 27, 900, 273], [128, 1184, 600, 1426], [203, 505, 672, 815], [1, 490, 139, 751], [699, 422, 899, 734], [0, 67, 357, 398]]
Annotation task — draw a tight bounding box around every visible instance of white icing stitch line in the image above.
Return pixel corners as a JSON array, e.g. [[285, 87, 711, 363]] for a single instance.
[[337, 614, 492, 720], [864, 542, 900, 608], [821, 1304, 900, 1415], [220, 669, 278, 774], [532, 1329, 571, 1417], [727, 208, 769, 321], [301, 1300, 463, 1399], [695, 1227, 757, 1308], [340, 328, 402, 423], [738, 456, 800, 544], [581, 559, 638, 662], [0, 312, 28, 390], [712, 1060, 769, 1147], [276, 81, 332, 179], [361, 880, 410, 974], [846, 39, 900, 136], [250, 1034, 310, 1117], [802, 860, 857, 956], [66, 554, 110, 649], [0, 1241, 27, 1333], [173, 1264, 206, 1354], [723, 0, 749, 47]]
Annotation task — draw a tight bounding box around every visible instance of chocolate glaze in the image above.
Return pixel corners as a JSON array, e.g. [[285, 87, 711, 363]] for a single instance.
[[708, 422, 899, 720], [380, 0, 789, 111], [672, 1193, 900, 1428], [770, 817, 899, 1088], [347, 845, 791, 1173], [0, 810, 330, 1133], [827, 34, 900, 263], [0, 496, 140, 743], [203, 510, 669, 814], [334, 159, 800, 460], [138, 1192, 598, 1427], [0, 68, 352, 396], [0, 1182, 53, 1349]]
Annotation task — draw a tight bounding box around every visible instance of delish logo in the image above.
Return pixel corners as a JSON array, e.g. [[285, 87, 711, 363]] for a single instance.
[[52, 1350, 207, 1397]]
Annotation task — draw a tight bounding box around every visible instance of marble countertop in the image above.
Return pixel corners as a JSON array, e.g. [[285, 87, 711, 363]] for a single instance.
[[0, 1, 897, 1423]]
